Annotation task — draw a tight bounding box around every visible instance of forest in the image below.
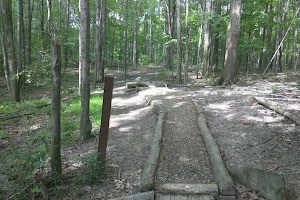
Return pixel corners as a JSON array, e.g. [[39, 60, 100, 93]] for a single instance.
[[0, 0, 299, 199]]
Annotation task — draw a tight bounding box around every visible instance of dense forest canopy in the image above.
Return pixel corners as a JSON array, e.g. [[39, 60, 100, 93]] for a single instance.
[[0, 0, 299, 100]]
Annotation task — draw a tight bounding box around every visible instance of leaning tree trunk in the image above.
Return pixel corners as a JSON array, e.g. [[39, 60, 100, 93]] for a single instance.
[[218, 0, 242, 86], [201, 0, 211, 77], [0, 0, 20, 102], [79, 0, 92, 141], [176, 0, 181, 84], [50, 36, 62, 180]]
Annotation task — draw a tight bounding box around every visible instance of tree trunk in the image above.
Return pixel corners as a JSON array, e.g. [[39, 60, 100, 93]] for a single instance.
[[79, 0, 92, 141], [176, 0, 181, 84], [26, 0, 34, 66], [201, 0, 211, 77], [0, 0, 20, 102], [218, 0, 242, 86], [212, 0, 221, 74], [0, 13, 10, 93], [46, 0, 51, 34], [272, 0, 281, 72], [124, 0, 128, 80], [63, 0, 70, 69], [100, 0, 107, 83], [17, 0, 25, 86], [50, 36, 62, 180], [293, 4, 299, 72], [196, 20, 203, 79], [184, 0, 189, 84], [94, 0, 101, 85], [265, 1, 273, 71], [133, 0, 138, 69]]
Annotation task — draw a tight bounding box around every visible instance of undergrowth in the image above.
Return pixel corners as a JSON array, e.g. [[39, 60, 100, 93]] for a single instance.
[[0, 71, 104, 199]]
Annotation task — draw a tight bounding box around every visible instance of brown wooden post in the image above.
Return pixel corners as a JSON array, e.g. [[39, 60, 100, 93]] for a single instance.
[[97, 76, 114, 161]]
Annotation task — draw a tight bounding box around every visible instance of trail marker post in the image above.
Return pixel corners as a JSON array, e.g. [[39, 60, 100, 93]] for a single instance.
[[97, 76, 114, 161]]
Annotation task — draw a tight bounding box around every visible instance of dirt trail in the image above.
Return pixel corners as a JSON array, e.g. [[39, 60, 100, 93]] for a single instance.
[[139, 88, 215, 186]]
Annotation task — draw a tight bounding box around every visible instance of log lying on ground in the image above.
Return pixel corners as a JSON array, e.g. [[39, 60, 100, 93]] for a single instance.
[[140, 98, 165, 192], [192, 99, 236, 196], [254, 97, 300, 126]]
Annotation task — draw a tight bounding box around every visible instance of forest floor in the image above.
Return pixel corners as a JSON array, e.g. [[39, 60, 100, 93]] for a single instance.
[[0, 66, 299, 200]]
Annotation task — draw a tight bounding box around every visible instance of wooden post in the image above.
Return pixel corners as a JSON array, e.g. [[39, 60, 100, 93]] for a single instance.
[[97, 76, 114, 161], [50, 36, 62, 179]]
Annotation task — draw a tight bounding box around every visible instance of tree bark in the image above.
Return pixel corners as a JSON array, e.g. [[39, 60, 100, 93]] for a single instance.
[[0, 12, 10, 93], [196, 20, 203, 79], [176, 0, 181, 84], [0, 0, 20, 102], [17, 0, 25, 86], [100, 0, 107, 83], [26, 0, 34, 66], [293, 4, 299, 72], [123, 0, 129, 80], [218, 0, 242, 86], [184, 0, 189, 84], [46, 0, 51, 34], [50, 36, 62, 179], [63, 0, 70, 69], [211, 0, 221, 75], [79, 0, 92, 141], [133, 0, 138, 69], [201, 0, 211, 76], [94, 0, 101, 85], [272, 0, 281, 72]]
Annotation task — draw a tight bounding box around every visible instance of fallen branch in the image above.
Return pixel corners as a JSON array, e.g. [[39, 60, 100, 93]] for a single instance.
[[254, 97, 300, 126]]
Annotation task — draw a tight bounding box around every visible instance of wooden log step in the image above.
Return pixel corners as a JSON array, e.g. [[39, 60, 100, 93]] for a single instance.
[[108, 191, 155, 200], [156, 183, 218, 197], [156, 193, 214, 200]]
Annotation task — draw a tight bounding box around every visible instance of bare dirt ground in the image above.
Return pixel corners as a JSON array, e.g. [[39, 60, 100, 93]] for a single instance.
[[0, 67, 299, 200]]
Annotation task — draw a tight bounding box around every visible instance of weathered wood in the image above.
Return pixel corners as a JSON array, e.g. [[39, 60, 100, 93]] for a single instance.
[[50, 36, 62, 179], [98, 76, 114, 161], [156, 183, 218, 197], [109, 191, 155, 200], [140, 99, 165, 192], [254, 97, 300, 126], [126, 82, 138, 88], [156, 193, 214, 200], [192, 99, 236, 196]]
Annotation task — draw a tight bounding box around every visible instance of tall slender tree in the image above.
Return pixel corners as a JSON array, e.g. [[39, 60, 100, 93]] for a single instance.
[[201, 0, 212, 76], [176, 0, 181, 84], [123, 0, 129, 80], [218, 0, 242, 85], [133, 0, 138, 69], [0, 0, 20, 102], [79, 0, 92, 141], [184, 0, 189, 84], [17, 0, 25, 86], [26, 0, 34, 66]]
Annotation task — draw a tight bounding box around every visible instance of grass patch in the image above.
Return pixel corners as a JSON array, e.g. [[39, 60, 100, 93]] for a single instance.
[[157, 71, 169, 77]]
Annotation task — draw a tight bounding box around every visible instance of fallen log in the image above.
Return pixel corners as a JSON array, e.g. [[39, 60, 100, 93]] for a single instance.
[[192, 99, 236, 196], [254, 97, 300, 126]]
